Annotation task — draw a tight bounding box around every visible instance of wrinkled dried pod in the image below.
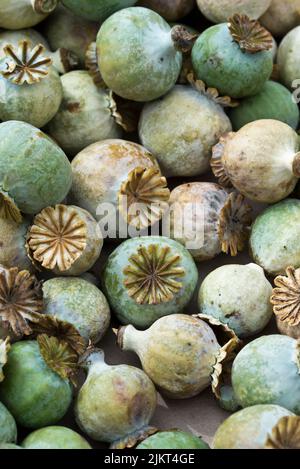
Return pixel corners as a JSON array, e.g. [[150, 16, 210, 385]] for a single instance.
[[169, 183, 251, 261], [250, 199, 300, 276], [70, 139, 170, 233], [21, 426, 91, 449], [277, 26, 300, 90], [139, 80, 232, 177], [0, 401, 17, 444], [62, 0, 137, 22], [213, 405, 299, 449], [232, 335, 300, 414], [260, 0, 300, 37], [271, 266, 300, 338], [117, 313, 239, 398], [137, 0, 195, 21], [212, 120, 300, 203], [0, 40, 63, 128], [46, 71, 122, 156], [192, 15, 273, 98], [26, 204, 102, 276], [0, 0, 58, 30], [0, 217, 32, 271], [198, 263, 273, 338], [42, 277, 110, 344], [103, 237, 198, 328], [137, 430, 209, 449], [75, 349, 157, 448], [196, 0, 272, 24]]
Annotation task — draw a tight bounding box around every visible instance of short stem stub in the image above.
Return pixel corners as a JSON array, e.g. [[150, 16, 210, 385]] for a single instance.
[[32, 0, 58, 14], [117, 325, 142, 352], [171, 25, 198, 53]]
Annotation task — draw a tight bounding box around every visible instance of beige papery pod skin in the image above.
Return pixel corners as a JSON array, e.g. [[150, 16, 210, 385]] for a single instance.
[[196, 0, 272, 24], [260, 0, 300, 37]]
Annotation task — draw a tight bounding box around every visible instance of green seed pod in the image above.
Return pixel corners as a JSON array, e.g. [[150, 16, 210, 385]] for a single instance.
[[0, 0, 58, 30], [0, 40, 63, 128], [0, 340, 73, 429], [232, 335, 300, 414], [103, 237, 198, 328], [213, 405, 299, 449], [42, 277, 110, 344], [228, 81, 299, 131], [137, 430, 210, 449], [260, 0, 300, 37], [62, 0, 137, 22], [96, 7, 195, 102], [0, 217, 32, 271], [212, 120, 300, 204], [139, 80, 232, 177], [0, 401, 17, 444], [137, 0, 195, 21], [196, 0, 272, 24], [250, 199, 300, 276], [75, 349, 157, 448], [277, 26, 300, 90], [46, 71, 122, 156], [192, 15, 273, 98], [117, 314, 239, 398], [198, 263, 273, 338], [21, 426, 91, 449], [0, 121, 72, 223], [0, 443, 22, 449]]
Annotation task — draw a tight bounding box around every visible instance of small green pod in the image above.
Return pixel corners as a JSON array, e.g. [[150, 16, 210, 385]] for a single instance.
[[0, 0, 58, 30], [137, 430, 210, 449], [0, 401, 17, 444], [21, 426, 91, 449]]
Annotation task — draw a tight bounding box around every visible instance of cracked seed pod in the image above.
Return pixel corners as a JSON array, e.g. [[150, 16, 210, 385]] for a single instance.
[[70, 139, 170, 234], [0, 0, 58, 30], [103, 237, 198, 328], [0, 40, 63, 128], [0, 340, 72, 428], [117, 314, 239, 399], [232, 335, 300, 414], [46, 71, 122, 156], [0, 401, 17, 444], [198, 263, 273, 338], [75, 349, 157, 448], [213, 405, 298, 449], [0, 121, 72, 222], [139, 81, 232, 177], [169, 183, 252, 262], [27, 204, 103, 276], [42, 277, 110, 344], [260, 0, 300, 37], [137, 430, 210, 449], [62, 0, 137, 22], [192, 15, 273, 98], [271, 266, 300, 339], [96, 7, 196, 101], [250, 199, 300, 276], [0, 267, 42, 338], [196, 0, 272, 24], [277, 26, 300, 90], [21, 426, 91, 449], [212, 120, 300, 203], [137, 0, 195, 21], [0, 217, 32, 271]]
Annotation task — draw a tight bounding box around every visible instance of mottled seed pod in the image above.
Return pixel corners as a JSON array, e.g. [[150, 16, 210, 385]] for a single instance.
[[62, 0, 137, 22], [117, 314, 239, 399], [212, 120, 300, 203], [277, 26, 300, 90], [260, 0, 300, 37], [0, 217, 32, 271], [196, 0, 272, 24], [21, 426, 91, 449], [75, 349, 157, 448], [137, 0, 195, 21], [213, 405, 299, 449], [137, 430, 210, 449], [103, 237, 198, 328], [169, 183, 252, 261], [0, 0, 58, 30], [0, 401, 17, 444]]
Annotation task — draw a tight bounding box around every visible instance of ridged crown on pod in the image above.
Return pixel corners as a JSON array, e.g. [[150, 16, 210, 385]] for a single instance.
[[265, 416, 300, 449], [228, 14, 273, 54]]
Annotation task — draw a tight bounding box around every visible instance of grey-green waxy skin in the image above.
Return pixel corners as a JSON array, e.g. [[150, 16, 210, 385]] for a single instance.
[[198, 263, 273, 338], [43, 277, 110, 344], [22, 426, 91, 449], [0, 217, 32, 272], [191, 23, 273, 98], [139, 85, 231, 177], [137, 430, 210, 449], [97, 7, 182, 102], [0, 121, 72, 215], [213, 404, 294, 449], [62, 0, 137, 22], [0, 401, 17, 443], [0, 341, 72, 429], [46, 71, 122, 156], [103, 236, 198, 329], [250, 199, 300, 276], [232, 335, 300, 414], [0, 0, 57, 30]]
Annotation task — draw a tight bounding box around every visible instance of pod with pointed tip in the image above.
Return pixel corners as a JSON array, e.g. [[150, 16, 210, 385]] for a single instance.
[[196, 0, 272, 24], [62, 0, 137, 22], [22, 426, 91, 449], [0, 0, 58, 30], [137, 430, 210, 449]]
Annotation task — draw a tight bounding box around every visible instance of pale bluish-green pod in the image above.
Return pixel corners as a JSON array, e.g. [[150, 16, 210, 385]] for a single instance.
[[213, 405, 297, 449], [139, 84, 231, 177], [260, 0, 300, 37], [42, 277, 110, 344], [22, 426, 91, 449], [0, 401, 17, 444], [0, 0, 58, 30], [62, 0, 137, 22], [97, 7, 187, 102], [277, 26, 300, 90], [137, 430, 210, 449], [250, 199, 300, 276], [46, 71, 122, 156], [103, 237, 198, 328], [198, 263, 273, 338], [196, 0, 272, 23], [0, 218, 32, 272], [75, 349, 157, 448], [232, 335, 300, 414], [137, 0, 195, 21], [0, 443, 22, 449]]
